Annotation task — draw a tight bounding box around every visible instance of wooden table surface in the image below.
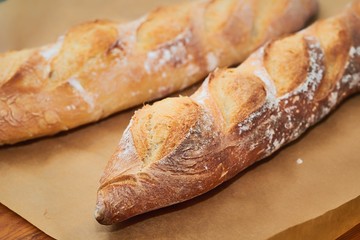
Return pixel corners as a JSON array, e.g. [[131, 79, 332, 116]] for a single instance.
[[0, 204, 51, 240], [0, 203, 358, 240]]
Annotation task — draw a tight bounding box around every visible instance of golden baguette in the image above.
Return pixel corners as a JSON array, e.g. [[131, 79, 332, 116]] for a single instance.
[[95, 1, 360, 224], [0, 0, 317, 145]]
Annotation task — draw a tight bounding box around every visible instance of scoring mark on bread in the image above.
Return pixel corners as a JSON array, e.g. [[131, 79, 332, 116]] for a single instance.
[[40, 36, 64, 61], [68, 77, 94, 110], [209, 68, 267, 131], [143, 29, 193, 74], [130, 97, 201, 169], [206, 52, 218, 72], [236, 35, 326, 155]]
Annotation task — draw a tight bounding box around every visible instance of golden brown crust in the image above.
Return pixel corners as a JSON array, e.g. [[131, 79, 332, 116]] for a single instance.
[[131, 97, 200, 166], [264, 35, 309, 96], [312, 17, 351, 100], [0, 49, 35, 88], [50, 20, 119, 85], [0, 0, 317, 145], [95, 2, 360, 225], [209, 69, 266, 130], [252, 0, 290, 37], [136, 3, 192, 51]]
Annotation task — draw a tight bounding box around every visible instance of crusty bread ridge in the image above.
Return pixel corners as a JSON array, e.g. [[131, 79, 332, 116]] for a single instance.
[[95, 1, 360, 225], [0, 0, 317, 145]]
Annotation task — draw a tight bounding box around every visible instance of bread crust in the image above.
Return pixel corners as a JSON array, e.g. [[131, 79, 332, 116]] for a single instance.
[[0, 0, 317, 145], [95, 1, 360, 225]]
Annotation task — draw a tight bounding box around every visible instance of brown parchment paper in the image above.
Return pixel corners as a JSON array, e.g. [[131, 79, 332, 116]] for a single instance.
[[0, 0, 359, 239]]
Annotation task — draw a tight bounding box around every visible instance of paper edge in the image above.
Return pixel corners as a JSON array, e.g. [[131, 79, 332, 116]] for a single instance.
[[269, 195, 360, 240]]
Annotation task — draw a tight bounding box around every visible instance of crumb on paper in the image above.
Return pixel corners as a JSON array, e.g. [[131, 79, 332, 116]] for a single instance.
[[296, 158, 304, 165]]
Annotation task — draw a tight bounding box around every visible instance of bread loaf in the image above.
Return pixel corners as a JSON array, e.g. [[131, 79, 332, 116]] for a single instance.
[[95, 1, 360, 225], [0, 0, 317, 145]]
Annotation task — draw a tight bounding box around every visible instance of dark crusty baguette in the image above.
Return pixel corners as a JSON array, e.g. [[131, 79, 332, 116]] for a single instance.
[[95, 1, 360, 224], [0, 0, 317, 145]]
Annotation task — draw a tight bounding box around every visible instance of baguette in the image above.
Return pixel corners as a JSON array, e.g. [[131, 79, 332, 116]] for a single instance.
[[0, 0, 317, 145], [95, 1, 360, 225]]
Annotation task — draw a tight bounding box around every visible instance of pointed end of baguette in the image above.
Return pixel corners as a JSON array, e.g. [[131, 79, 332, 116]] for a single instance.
[[94, 198, 107, 225], [95, 190, 113, 225], [95, 190, 127, 225]]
